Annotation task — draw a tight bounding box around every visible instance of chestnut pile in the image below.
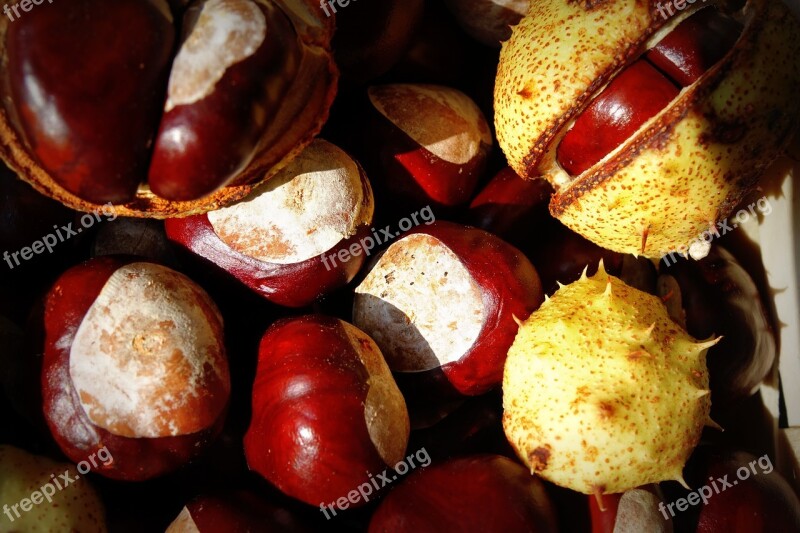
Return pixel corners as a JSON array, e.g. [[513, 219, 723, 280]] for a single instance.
[[1, 0, 799, 532]]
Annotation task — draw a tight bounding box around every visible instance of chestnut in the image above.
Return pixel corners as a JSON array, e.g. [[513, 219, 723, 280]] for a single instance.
[[360, 84, 492, 217], [369, 454, 558, 532], [495, 0, 800, 257], [646, 6, 744, 87], [353, 221, 543, 396], [0, 0, 338, 215], [0, 445, 107, 531], [466, 166, 553, 246], [556, 59, 680, 177], [244, 315, 410, 509], [41, 256, 230, 481], [556, 7, 743, 176], [657, 245, 776, 405], [166, 139, 374, 308], [148, 0, 298, 200], [2, 0, 174, 204]]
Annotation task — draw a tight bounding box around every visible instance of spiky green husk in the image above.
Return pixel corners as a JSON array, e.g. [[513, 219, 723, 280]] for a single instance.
[[502, 263, 717, 494]]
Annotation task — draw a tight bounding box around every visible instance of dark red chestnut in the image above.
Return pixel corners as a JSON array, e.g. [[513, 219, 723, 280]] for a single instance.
[[362, 84, 492, 215], [554, 5, 744, 178], [369, 454, 558, 532], [466, 166, 553, 244], [647, 7, 743, 87], [3, 0, 174, 204], [0, 0, 338, 215], [353, 221, 543, 396], [148, 0, 299, 200], [166, 139, 374, 308], [556, 60, 680, 176], [41, 256, 230, 481], [658, 245, 776, 405], [244, 315, 410, 509]]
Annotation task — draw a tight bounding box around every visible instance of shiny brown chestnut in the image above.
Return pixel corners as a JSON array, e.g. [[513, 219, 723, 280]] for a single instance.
[[148, 0, 298, 200], [353, 221, 543, 397], [166, 139, 374, 308], [369, 455, 558, 532], [0, 0, 337, 216], [658, 245, 776, 405], [41, 256, 230, 480], [466, 166, 553, 245], [244, 315, 410, 509], [360, 84, 492, 217], [2, 0, 174, 205]]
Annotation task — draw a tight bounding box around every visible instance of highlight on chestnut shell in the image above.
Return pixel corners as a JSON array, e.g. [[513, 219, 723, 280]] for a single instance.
[[41, 256, 230, 481], [165, 138, 374, 308], [244, 315, 410, 508], [0, 0, 338, 217]]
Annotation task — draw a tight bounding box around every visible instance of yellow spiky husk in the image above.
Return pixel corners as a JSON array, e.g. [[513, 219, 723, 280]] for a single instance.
[[502, 262, 717, 494]]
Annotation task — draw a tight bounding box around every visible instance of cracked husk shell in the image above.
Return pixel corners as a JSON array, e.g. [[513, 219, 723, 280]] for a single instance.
[[494, 0, 800, 257], [502, 262, 717, 494]]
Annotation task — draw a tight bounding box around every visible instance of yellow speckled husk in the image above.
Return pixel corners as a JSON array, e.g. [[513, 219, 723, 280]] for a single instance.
[[502, 264, 716, 494], [495, 0, 800, 257], [495, 0, 659, 176]]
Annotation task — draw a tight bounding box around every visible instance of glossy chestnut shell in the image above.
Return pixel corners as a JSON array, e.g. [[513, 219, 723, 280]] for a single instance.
[[0, 0, 337, 217]]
